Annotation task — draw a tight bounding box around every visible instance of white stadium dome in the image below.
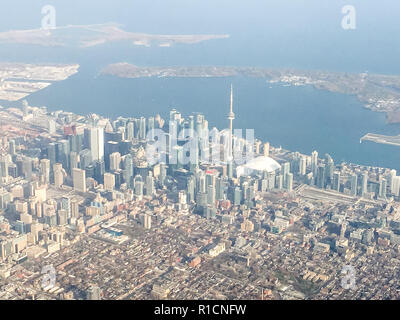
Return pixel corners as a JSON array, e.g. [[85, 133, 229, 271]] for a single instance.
[[236, 156, 281, 177]]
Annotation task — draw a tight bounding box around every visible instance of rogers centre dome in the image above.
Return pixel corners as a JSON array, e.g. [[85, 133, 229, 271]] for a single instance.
[[236, 156, 281, 177]]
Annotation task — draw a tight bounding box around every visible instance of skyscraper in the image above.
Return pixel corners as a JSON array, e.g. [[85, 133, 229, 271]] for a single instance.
[[87, 127, 104, 162], [145, 173, 155, 196], [215, 177, 226, 200], [122, 154, 133, 188], [134, 175, 144, 198], [69, 152, 79, 173], [127, 121, 134, 141], [285, 173, 293, 191], [9, 140, 16, 156], [261, 178, 268, 192], [139, 117, 146, 140], [379, 178, 387, 199], [79, 149, 92, 170], [53, 163, 64, 188], [104, 173, 115, 191], [350, 174, 358, 196], [189, 143, 199, 173], [72, 168, 86, 193], [60, 196, 71, 218], [333, 171, 341, 192], [70, 198, 80, 218], [188, 115, 195, 138], [39, 159, 50, 184], [317, 164, 325, 189], [117, 126, 125, 140], [89, 159, 99, 181], [299, 157, 307, 175], [47, 143, 56, 166], [140, 213, 152, 229], [282, 162, 290, 186], [361, 172, 368, 197], [22, 158, 32, 180], [232, 186, 241, 206], [311, 150, 318, 176], [324, 154, 334, 187], [0, 157, 8, 179], [255, 140, 261, 154], [186, 175, 196, 203], [69, 134, 81, 153], [207, 184, 216, 207], [263, 142, 270, 157], [227, 161, 233, 180], [392, 176, 400, 197], [159, 163, 167, 186], [388, 169, 397, 194], [148, 116, 155, 140], [195, 114, 204, 138], [56, 140, 70, 170], [109, 152, 121, 171], [275, 174, 283, 190]]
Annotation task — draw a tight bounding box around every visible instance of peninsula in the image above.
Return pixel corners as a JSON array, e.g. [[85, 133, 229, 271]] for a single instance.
[[0, 63, 79, 101], [0, 23, 229, 48]]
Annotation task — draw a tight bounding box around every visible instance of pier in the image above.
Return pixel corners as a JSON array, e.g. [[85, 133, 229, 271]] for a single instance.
[[360, 133, 400, 147]]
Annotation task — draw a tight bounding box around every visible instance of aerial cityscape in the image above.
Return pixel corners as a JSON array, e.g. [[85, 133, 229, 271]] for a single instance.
[[1, 82, 400, 300], [0, 0, 400, 306]]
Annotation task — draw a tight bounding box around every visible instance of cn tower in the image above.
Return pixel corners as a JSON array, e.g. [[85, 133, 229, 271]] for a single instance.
[[227, 84, 235, 159]]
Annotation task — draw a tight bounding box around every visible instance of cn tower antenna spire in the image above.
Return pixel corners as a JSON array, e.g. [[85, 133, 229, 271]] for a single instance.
[[227, 84, 235, 160], [228, 83, 235, 132], [230, 83, 233, 114]]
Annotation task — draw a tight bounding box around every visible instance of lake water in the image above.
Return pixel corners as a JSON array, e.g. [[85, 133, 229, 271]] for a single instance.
[[8, 70, 400, 171]]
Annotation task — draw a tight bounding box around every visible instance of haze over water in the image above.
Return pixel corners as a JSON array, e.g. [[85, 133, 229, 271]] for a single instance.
[[1, 0, 400, 169]]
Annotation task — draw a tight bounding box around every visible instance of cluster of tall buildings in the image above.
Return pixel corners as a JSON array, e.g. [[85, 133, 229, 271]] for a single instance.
[[287, 149, 400, 200], [40, 115, 167, 196], [0, 87, 398, 238]]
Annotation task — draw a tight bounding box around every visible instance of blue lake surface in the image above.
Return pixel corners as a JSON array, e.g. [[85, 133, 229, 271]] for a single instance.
[[12, 72, 400, 171]]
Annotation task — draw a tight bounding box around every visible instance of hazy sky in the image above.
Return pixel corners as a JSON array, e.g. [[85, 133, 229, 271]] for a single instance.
[[1, 1, 399, 73], [1, 0, 398, 34]]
